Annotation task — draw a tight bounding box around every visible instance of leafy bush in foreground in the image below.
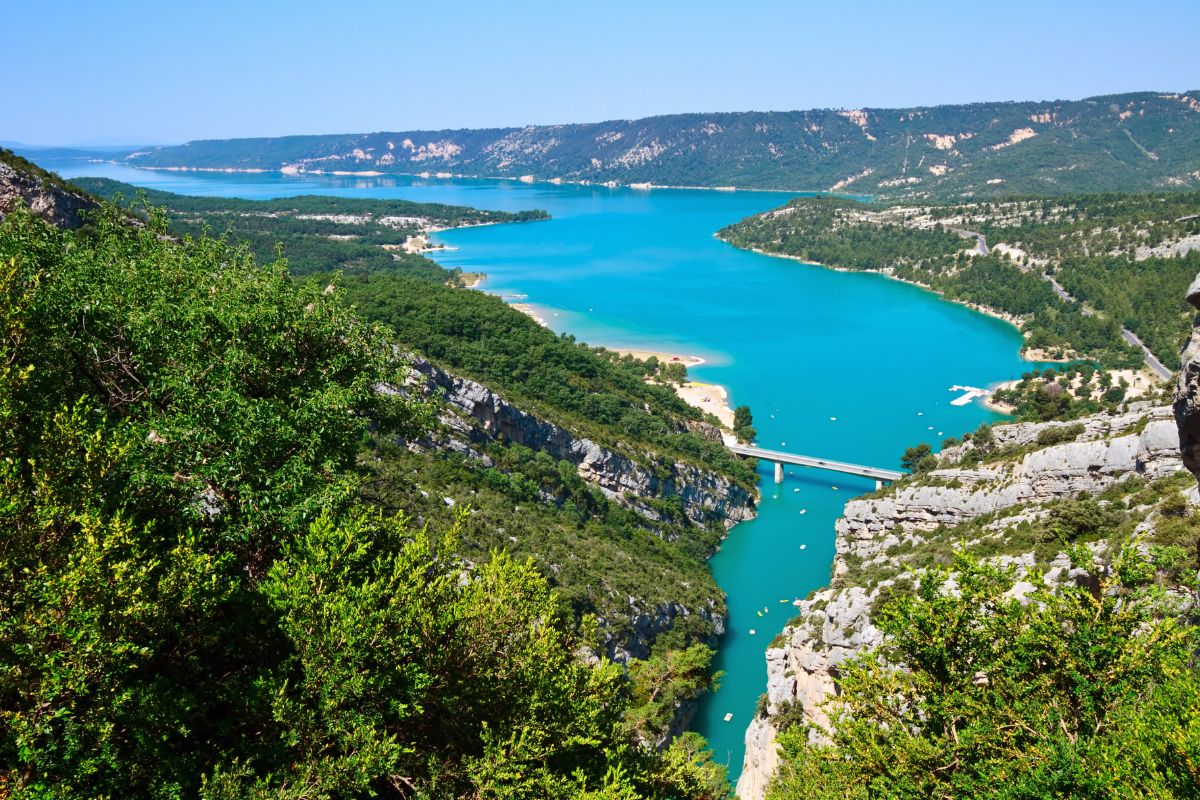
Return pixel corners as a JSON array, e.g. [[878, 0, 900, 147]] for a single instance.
[[768, 551, 1200, 799], [0, 206, 726, 799]]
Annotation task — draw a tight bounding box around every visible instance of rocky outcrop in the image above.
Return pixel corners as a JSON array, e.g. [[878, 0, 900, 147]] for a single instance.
[[737, 404, 1185, 800], [597, 598, 726, 664], [0, 155, 100, 229], [1174, 272, 1200, 483], [406, 356, 757, 531], [395, 355, 754, 663], [837, 405, 1178, 548]]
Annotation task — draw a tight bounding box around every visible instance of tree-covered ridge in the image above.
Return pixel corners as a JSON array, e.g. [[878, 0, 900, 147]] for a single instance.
[[73, 176, 548, 278], [332, 271, 758, 490], [57, 168, 755, 653], [0, 205, 733, 798], [362, 443, 729, 654], [63, 176, 745, 485], [721, 191, 1200, 366], [121, 91, 1200, 199]]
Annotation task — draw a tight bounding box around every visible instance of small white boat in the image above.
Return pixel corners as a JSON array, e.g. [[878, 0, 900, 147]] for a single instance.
[[830, 416, 837, 421], [779, 599, 789, 603], [793, 488, 799, 493], [800, 544, 807, 550], [831, 486, 839, 491], [724, 713, 733, 721], [749, 629, 756, 635], [800, 509, 807, 514]]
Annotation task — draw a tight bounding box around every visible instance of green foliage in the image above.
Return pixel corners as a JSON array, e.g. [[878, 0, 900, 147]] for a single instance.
[[360, 443, 727, 649], [0, 207, 727, 799], [1036, 422, 1086, 445], [768, 551, 1200, 799], [1056, 250, 1200, 365], [900, 442, 933, 473], [1042, 497, 1124, 544], [1, 202, 423, 556], [733, 404, 756, 442], [332, 270, 756, 488], [994, 366, 1127, 421], [625, 645, 722, 742]]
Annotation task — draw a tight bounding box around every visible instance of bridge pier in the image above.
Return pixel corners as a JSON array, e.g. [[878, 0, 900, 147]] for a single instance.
[[774, 461, 784, 484]]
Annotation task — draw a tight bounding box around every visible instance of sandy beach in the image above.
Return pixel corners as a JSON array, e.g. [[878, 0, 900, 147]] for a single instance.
[[504, 307, 737, 438], [614, 349, 705, 367], [676, 380, 737, 434], [511, 303, 549, 327], [613, 349, 736, 436]]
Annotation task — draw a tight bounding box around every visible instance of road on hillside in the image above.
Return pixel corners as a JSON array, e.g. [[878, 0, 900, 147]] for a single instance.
[[1040, 270, 1172, 381], [954, 228, 989, 255], [1046, 275, 1077, 307], [962, 230, 1174, 380], [1121, 329, 1173, 381]]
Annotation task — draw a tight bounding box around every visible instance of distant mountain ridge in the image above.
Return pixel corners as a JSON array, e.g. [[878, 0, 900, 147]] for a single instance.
[[124, 91, 1200, 199]]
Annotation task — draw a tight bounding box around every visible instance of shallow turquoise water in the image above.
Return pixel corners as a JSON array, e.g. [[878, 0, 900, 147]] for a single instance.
[[52, 162, 1027, 780]]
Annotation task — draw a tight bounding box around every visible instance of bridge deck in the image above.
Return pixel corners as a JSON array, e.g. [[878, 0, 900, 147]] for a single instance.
[[727, 444, 904, 482]]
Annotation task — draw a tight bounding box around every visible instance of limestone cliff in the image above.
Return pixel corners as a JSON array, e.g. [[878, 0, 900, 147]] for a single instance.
[[1174, 273, 1200, 483], [0, 150, 100, 229], [406, 355, 757, 531], [397, 355, 755, 662], [737, 403, 1186, 800]]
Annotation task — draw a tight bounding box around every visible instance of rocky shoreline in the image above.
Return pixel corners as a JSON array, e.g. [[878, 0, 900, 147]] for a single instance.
[[736, 402, 1186, 799]]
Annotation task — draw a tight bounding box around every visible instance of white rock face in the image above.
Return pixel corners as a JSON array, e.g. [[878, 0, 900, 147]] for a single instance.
[[0, 161, 100, 229], [406, 356, 757, 530], [736, 405, 1183, 800], [396, 355, 758, 663]]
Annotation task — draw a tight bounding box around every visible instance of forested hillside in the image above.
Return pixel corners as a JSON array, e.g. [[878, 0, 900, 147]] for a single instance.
[[75, 176, 547, 278], [720, 192, 1200, 367], [0, 193, 745, 797], [120, 91, 1200, 199]]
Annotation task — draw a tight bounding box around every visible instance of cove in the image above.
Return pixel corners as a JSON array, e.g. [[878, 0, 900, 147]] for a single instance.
[[50, 161, 1025, 781]]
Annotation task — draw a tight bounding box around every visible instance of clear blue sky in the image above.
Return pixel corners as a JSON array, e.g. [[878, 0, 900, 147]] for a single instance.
[[5, 0, 1197, 146]]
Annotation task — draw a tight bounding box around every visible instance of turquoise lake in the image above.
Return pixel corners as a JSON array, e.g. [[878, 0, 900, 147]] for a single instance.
[[50, 162, 1028, 781]]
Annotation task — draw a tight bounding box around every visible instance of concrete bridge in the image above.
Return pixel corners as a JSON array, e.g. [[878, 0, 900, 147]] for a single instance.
[[726, 443, 905, 489]]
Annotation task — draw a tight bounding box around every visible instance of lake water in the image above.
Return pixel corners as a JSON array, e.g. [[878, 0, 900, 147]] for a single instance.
[[49, 161, 1027, 781]]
